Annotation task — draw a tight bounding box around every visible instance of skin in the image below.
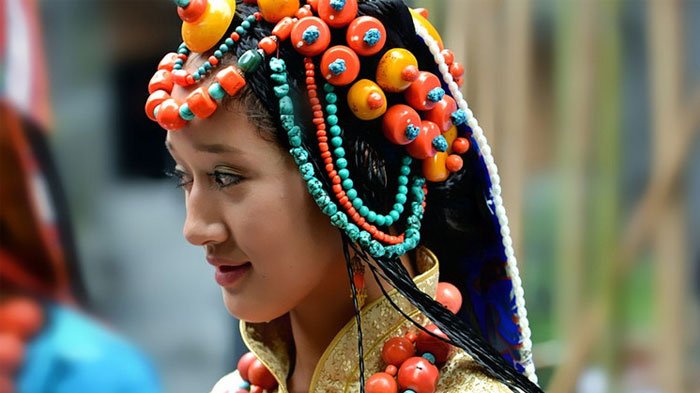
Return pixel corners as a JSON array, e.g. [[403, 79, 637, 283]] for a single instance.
[[166, 86, 415, 392]]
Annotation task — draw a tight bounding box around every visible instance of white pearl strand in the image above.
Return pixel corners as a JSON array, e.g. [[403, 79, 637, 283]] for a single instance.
[[413, 21, 538, 384]]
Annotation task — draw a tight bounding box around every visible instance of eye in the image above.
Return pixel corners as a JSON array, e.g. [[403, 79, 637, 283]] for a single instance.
[[208, 170, 243, 190], [164, 168, 192, 189]]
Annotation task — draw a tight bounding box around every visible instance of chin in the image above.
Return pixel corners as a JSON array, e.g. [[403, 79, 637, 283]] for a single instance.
[[221, 290, 287, 323]]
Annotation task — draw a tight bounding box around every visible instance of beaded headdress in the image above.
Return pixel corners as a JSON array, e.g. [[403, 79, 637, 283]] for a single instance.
[[145, 0, 537, 384]]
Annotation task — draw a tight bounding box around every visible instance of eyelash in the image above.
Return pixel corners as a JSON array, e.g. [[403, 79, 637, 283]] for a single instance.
[[164, 168, 243, 190]]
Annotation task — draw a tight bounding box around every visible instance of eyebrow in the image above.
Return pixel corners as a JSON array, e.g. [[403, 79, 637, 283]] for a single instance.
[[165, 140, 240, 154]]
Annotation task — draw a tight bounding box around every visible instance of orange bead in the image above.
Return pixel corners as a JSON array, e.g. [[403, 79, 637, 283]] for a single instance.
[[307, 0, 319, 11], [445, 154, 463, 172], [406, 120, 440, 160], [451, 137, 470, 154], [397, 357, 439, 393], [385, 365, 398, 376], [248, 358, 277, 389], [320, 45, 360, 86], [404, 71, 442, 111], [381, 336, 415, 366], [440, 49, 454, 66], [0, 333, 25, 371], [415, 324, 451, 365], [258, 0, 299, 23], [347, 79, 387, 120], [186, 87, 218, 118], [291, 17, 331, 57], [318, 0, 358, 28], [455, 76, 464, 88], [0, 298, 43, 339], [272, 17, 295, 41], [449, 62, 464, 78], [156, 98, 187, 130], [423, 95, 457, 132], [145, 90, 170, 121], [171, 69, 190, 86], [365, 372, 398, 393], [422, 152, 448, 182], [436, 282, 463, 314], [208, 56, 219, 65], [295, 5, 313, 19], [177, 0, 207, 23], [376, 48, 419, 93], [148, 70, 174, 94], [414, 7, 429, 18], [237, 352, 257, 381], [346, 16, 386, 56], [382, 104, 421, 145], [443, 125, 458, 153], [215, 66, 246, 96], [158, 52, 179, 71], [258, 36, 278, 55]]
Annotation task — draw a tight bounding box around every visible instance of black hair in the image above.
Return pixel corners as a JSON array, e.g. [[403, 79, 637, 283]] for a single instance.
[[208, 1, 542, 391]]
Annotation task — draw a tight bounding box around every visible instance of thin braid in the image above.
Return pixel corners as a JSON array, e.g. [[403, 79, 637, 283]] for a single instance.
[[342, 235, 366, 391]]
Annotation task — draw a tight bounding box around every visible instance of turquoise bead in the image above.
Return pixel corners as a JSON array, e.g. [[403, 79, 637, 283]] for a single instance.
[[395, 193, 407, 204], [346, 223, 360, 241], [289, 136, 302, 147], [352, 198, 363, 210], [204, 62, 212, 70], [323, 202, 338, 216], [358, 231, 372, 247], [219, 44, 228, 53], [299, 163, 314, 180], [271, 73, 287, 84], [400, 165, 411, 176], [338, 168, 349, 179], [334, 147, 346, 158], [367, 211, 377, 223], [359, 206, 369, 216], [327, 115, 338, 126], [198, 66, 206, 75], [384, 216, 394, 226], [346, 188, 357, 199], [280, 115, 295, 131], [238, 50, 263, 73], [323, 83, 335, 93], [326, 105, 337, 115], [342, 178, 353, 190], [369, 240, 385, 257], [329, 125, 342, 136], [375, 215, 386, 226], [287, 126, 301, 137], [402, 156, 413, 165], [238, 380, 251, 389], [398, 185, 408, 195], [179, 103, 194, 120], [274, 84, 290, 98], [330, 211, 349, 229], [393, 203, 404, 214], [173, 64, 182, 70], [270, 58, 286, 73], [241, 20, 251, 29], [279, 96, 294, 115], [235, 26, 246, 35], [398, 175, 408, 186], [389, 210, 400, 221], [290, 147, 309, 165], [336, 157, 348, 168], [331, 136, 343, 147], [214, 50, 223, 58], [326, 93, 337, 104], [208, 83, 226, 100], [193, 73, 201, 80]]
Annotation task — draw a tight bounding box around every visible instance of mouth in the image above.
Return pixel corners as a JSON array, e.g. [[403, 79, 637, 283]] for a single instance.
[[214, 262, 251, 287]]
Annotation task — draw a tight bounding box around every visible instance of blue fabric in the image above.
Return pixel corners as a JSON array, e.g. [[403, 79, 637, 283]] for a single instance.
[[17, 303, 161, 393]]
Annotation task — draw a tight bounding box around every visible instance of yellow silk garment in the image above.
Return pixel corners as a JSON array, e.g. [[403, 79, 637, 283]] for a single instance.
[[211, 247, 510, 392]]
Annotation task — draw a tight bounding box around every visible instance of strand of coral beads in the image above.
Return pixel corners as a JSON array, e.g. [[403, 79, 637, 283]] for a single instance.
[[233, 352, 277, 393], [365, 282, 463, 393]]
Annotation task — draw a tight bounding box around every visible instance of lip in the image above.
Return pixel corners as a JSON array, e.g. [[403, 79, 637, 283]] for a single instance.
[[206, 256, 249, 267], [206, 256, 251, 287]]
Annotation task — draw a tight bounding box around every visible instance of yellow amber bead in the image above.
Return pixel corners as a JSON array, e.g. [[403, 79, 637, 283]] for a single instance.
[[258, 0, 300, 23], [423, 152, 449, 182], [376, 48, 419, 93], [409, 8, 444, 50], [181, 0, 236, 53], [347, 79, 387, 120], [443, 125, 458, 154]]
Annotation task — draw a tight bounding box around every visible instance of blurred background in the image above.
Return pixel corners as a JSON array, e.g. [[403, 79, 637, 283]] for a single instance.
[[1, 0, 699, 392]]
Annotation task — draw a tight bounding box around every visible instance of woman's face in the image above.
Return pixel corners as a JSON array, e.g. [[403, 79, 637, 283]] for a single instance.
[[165, 97, 346, 323]]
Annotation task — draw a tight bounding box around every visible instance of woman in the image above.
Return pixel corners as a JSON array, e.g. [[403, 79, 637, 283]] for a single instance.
[[146, 0, 539, 392]]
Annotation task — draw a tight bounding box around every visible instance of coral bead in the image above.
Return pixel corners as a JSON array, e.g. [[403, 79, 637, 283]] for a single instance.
[[177, 0, 207, 23], [181, 0, 236, 52], [381, 336, 415, 366], [415, 324, 451, 365], [346, 16, 386, 56], [0, 298, 43, 339], [257, 0, 299, 23], [258, 36, 278, 55], [320, 45, 360, 86], [347, 79, 387, 120], [397, 356, 439, 393], [186, 87, 218, 118], [318, 0, 358, 28], [215, 66, 246, 96], [451, 137, 470, 154], [406, 120, 440, 160], [435, 282, 463, 313], [248, 358, 277, 389], [158, 52, 180, 71], [156, 98, 187, 130], [440, 49, 454, 66], [171, 69, 190, 86], [365, 372, 399, 393], [376, 48, 419, 93], [445, 154, 463, 172], [290, 17, 331, 57], [404, 71, 442, 111], [409, 8, 443, 50], [449, 62, 465, 78], [145, 90, 170, 121], [0, 333, 25, 371], [148, 70, 174, 94], [423, 95, 457, 132], [272, 17, 295, 41], [423, 152, 448, 182], [382, 104, 421, 145], [237, 352, 257, 381], [295, 5, 313, 19]]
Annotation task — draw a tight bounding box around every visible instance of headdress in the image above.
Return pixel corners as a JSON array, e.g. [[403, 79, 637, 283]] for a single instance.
[[145, 0, 538, 389]]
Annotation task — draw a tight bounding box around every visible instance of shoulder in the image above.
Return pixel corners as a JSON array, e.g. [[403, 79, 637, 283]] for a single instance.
[[437, 348, 512, 392], [210, 370, 247, 393]]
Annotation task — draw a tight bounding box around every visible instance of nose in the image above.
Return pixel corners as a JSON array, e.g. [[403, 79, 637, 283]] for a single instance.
[[182, 185, 228, 246]]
